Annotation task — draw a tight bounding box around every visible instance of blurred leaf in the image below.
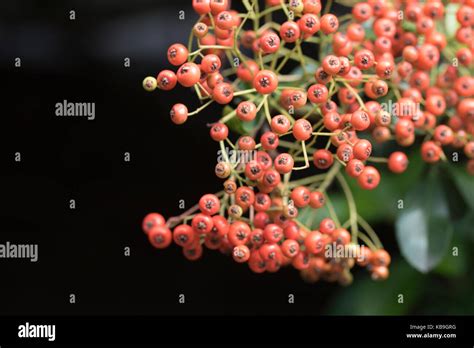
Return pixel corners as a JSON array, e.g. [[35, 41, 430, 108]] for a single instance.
[[434, 234, 468, 278], [346, 149, 424, 223], [440, 166, 469, 221], [325, 259, 426, 315], [401, 21, 416, 33], [445, 164, 474, 210], [445, 4, 460, 38], [395, 168, 453, 273], [455, 212, 474, 242]]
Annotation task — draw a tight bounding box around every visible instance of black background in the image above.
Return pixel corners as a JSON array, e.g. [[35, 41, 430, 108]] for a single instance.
[[0, 0, 398, 316]]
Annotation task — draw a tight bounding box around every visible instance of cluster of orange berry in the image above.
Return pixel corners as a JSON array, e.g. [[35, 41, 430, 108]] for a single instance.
[[142, 0, 473, 284]]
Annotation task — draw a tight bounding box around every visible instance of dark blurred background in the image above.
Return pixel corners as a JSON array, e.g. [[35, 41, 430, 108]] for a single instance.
[[0, 0, 473, 316]]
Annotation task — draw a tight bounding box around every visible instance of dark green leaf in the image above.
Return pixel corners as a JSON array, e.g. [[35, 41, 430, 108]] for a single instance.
[[395, 169, 453, 273], [445, 164, 474, 210], [434, 233, 468, 278], [325, 259, 425, 315]]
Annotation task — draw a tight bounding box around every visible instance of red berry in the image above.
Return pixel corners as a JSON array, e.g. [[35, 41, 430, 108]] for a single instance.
[[192, 213, 214, 234], [236, 101, 257, 121], [292, 119, 313, 141], [232, 245, 251, 263], [253, 70, 278, 94], [421, 141, 442, 163], [157, 70, 177, 91], [281, 239, 300, 258], [351, 110, 371, 131], [173, 224, 195, 247], [142, 213, 166, 234], [210, 123, 229, 141], [274, 153, 295, 174], [199, 194, 221, 215], [212, 82, 234, 104], [388, 151, 408, 174], [148, 225, 172, 249], [170, 103, 188, 125], [304, 231, 324, 254], [346, 159, 365, 177], [167, 43, 188, 66], [313, 149, 334, 169], [177, 62, 201, 87], [357, 166, 381, 190]]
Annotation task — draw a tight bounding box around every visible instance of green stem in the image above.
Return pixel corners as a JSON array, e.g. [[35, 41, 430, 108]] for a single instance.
[[336, 172, 358, 244]]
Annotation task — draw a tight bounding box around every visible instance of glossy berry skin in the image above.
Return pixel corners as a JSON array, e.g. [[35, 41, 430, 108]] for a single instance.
[[304, 231, 324, 254], [210, 123, 229, 141], [290, 186, 311, 208], [319, 218, 336, 235], [262, 169, 281, 187], [253, 70, 278, 94], [421, 141, 442, 163], [388, 152, 408, 174], [309, 191, 325, 208], [232, 245, 251, 263], [337, 143, 353, 163], [259, 32, 281, 54], [313, 149, 334, 169], [259, 243, 282, 262], [281, 239, 300, 258], [357, 166, 381, 190], [353, 139, 372, 161], [351, 110, 371, 131], [192, 213, 214, 234], [173, 224, 195, 247], [308, 84, 329, 104], [371, 249, 391, 267], [211, 215, 229, 237], [260, 131, 279, 150], [157, 70, 177, 91], [299, 14, 320, 35], [236, 101, 257, 121], [354, 49, 375, 70], [170, 103, 188, 125], [201, 54, 222, 74], [293, 119, 313, 141], [213, 82, 234, 104], [245, 160, 264, 181], [322, 55, 341, 75], [274, 153, 294, 174], [199, 194, 221, 215], [280, 21, 301, 43], [142, 213, 166, 234], [320, 14, 339, 34], [192, 0, 211, 15], [167, 43, 188, 66], [148, 225, 172, 249], [228, 221, 251, 246], [263, 224, 284, 243], [346, 159, 365, 177], [235, 186, 255, 208], [271, 115, 291, 134], [177, 62, 201, 87]]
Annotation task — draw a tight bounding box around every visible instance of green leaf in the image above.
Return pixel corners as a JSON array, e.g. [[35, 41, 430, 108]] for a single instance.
[[325, 259, 426, 315], [433, 234, 468, 278], [454, 212, 474, 242], [395, 169, 453, 273], [445, 4, 460, 38], [445, 164, 474, 211]]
